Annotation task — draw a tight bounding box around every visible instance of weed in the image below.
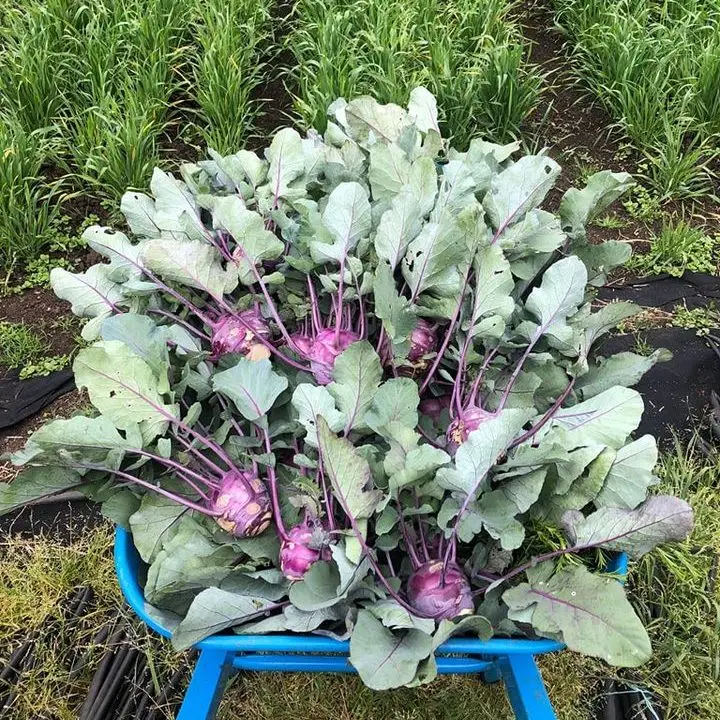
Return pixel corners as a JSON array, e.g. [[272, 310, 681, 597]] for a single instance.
[[0, 322, 46, 369], [627, 220, 718, 277], [593, 213, 628, 229], [673, 303, 720, 336], [19, 354, 72, 379], [632, 334, 653, 356], [621, 184, 662, 222]]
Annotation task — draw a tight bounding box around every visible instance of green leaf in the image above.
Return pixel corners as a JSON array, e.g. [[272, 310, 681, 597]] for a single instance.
[[82, 226, 143, 277], [500, 210, 565, 255], [365, 378, 420, 434], [595, 435, 658, 509], [369, 143, 411, 201], [317, 417, 383, 520], [212, 197, 284, 284], [100, 489, 140, 529], [341, 96, 408, 145], [129, 493, 190, 563], [374, 192, 422, 270], [408, 87, 440, 135], [367, 599, 435, 634], [292, 383, 345, 446], [141, 238, 236, 297], [574, 241, 631, 286], [328, 341, 383, 432], [484, 155, 561, 232], [212, 358, 289, 422], [312, 182, 372, 263], [562, 494, 693, 557], [289, 547, 371, 611], [73, 340, 176, 442], [576, 301, 640, 362], [349, 609, 434, 690], [433, 615, 492, 649], [560, 171, 634, 242], [150, 168, 205, 240], [120, 191, 160, 238], [549, 386, 643, 449], [101, 314, 169, 375], [401, 213, 466, 298], [374, 263, 417, 344], [50, 265, 124, 319], [525, 256, 587, 342], [469, 245, 514, 337], [0, 466, 82, 515], [265, 128, 305, 200], [576, 350, 670, 400], [437, 409, 532, 497], [172, 587, 274, 650], [503, 562, 651, 667]]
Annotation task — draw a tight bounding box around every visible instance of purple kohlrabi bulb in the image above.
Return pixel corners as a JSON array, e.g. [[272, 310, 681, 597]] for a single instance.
[[446, 405, 496, 454], [211, 308, 271, 360], [279, 521, 330, 581], [212, 470, 272, 538], [407, 561, 474, 620], [407, 319, 437, 364], [308, 328, 360, 385]]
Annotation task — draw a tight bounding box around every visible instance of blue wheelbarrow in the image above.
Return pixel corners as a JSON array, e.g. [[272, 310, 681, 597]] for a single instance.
[[114, 527, 628, 720]]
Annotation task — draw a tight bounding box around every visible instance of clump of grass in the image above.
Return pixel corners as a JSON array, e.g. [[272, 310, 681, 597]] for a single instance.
[[554, 0, 720, 200], [288, 0, 543, 146], [0, 321, 72, 378], [627, 220, 718, 277], [189, 0, 271, 155], [673, 302, 720, 335]]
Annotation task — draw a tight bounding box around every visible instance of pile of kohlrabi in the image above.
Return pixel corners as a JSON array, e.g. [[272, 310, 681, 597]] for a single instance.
[[0, 88, 694, 690]]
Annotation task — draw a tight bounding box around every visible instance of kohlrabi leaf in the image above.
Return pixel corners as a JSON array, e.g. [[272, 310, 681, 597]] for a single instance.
[[264, 128, 305, 201], [374, 192, 422, 270], [129, 492, 190, 564], [0, 466, 83, 516], [595, 435, 658, 509], [212, 358, 289, 422], [477, 469, 546, 550], [141, 237, 237, 297], [317, 417, 383, 520], [212, 197, 284, 284], [437, 410, 533, 497], [432, 615, 492, 649], [408, 156, 438, 216], [500, 209, 565, 255], [341, 96, 409, 146], [561, 495, 693, 557], [349, 609, 434, 690], [50, 265, 124, 318], [292, 383, 345, 446], [73, 340, 176, 442], [574, 241, 631, 287], [560, 171, 634, 243], [101, 313, 169, 375], [503, 562, 651, 667], [289, 546, 371, 610], [408, 87, 440, 135], [365, 378, 420, 434], [468, 245, 514, 337], [401, 214, 466, 299], [369, 143, 411, 201], [366, 599, 436, 634], [120, 191, 160, 238], [328, 341, 383, 432], [576, 350, 670, 400], [172, 587, 275, 650], [382, 424, 450, 489], [150, 168, 205, 240], [525, 256, 587, 342], [82, 226, 144, 279], [483, 155, 561, 234], [312, 182, 372, 263], [549, 386, 643, 449], [575, 301, 640, 363], [374, 263, 417, 344]]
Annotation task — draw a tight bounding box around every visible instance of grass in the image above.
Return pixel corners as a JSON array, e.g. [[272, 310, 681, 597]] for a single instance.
[[287, 0, 544, 147], [0, 321, 73, 379], [554, 0, 720, 200], [627, 219, 719, 277], [2, 440, 720, 718]]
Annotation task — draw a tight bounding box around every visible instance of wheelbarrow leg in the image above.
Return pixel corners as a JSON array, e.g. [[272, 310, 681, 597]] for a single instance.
[[497, 654, 556, 720], [177, 648, 234, 720]]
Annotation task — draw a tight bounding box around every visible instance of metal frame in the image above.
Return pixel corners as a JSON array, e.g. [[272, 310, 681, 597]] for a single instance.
[[114, 527, 627, 720]]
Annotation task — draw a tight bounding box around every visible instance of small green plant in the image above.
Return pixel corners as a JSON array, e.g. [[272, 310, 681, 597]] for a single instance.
[[673, 303, 720, 336], [0, 322, 46, 369], [632, 334, 654, 356], [19, 354, 72, 380], [622, 184, 662, 222], [628, 220, 718, 277], [593, 213, 628, 229]]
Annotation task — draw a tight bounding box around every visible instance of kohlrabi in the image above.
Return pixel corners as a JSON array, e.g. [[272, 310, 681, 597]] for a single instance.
[[212, 469, 272, 537], [279, 517, 330, 580], [407, 561, 474, 620]]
